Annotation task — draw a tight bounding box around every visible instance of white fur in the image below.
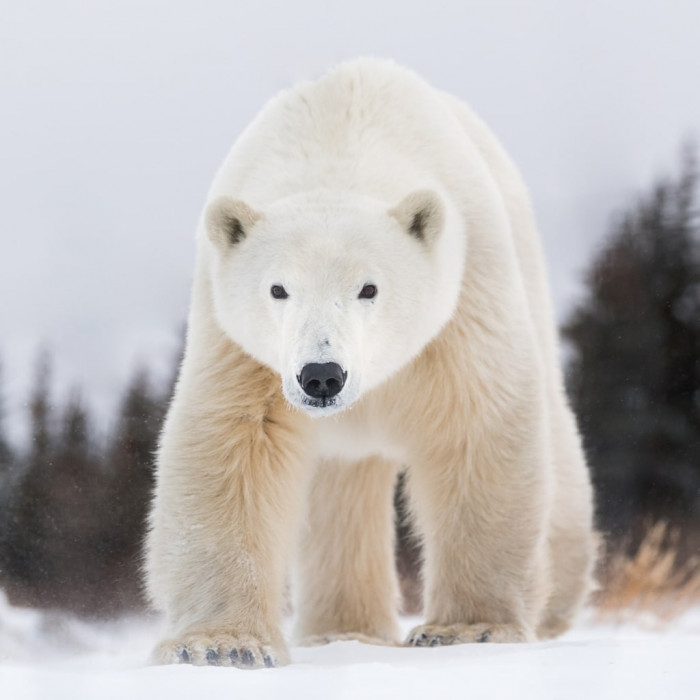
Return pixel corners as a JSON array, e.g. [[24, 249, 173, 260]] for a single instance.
[[145, 58, 597, 668], [207, 189, 460, 415]]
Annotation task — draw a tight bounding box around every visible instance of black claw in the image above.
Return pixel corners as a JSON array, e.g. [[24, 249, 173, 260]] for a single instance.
[[263, 654, 275, 668], [477, 631, 491, 643], [177, 647, 190, 663], [206, 648, 219, 665], [229, 648, 239, 664], [241, 649, 255, 666], [429, 636, 442, 647]]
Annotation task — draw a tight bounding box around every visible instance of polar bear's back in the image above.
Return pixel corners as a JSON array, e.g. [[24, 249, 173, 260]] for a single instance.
[[440, 90, 560, 377], [208, 59, 479, 208]]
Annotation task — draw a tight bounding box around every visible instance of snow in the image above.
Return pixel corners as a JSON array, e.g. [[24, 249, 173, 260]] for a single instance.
[[1, 591, 699, 700]]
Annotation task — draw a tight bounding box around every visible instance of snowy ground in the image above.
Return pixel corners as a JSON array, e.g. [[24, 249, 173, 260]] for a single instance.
[[1, 592, 699, 700]]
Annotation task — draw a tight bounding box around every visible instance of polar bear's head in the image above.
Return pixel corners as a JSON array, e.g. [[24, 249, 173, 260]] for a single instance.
[[204, 191, 462, 416]]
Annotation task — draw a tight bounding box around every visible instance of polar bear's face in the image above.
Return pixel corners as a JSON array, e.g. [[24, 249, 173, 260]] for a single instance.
[[205, 191, 461, 416]]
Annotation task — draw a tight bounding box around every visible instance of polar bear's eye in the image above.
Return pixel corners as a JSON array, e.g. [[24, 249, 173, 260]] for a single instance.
[[270, 285, 288, 299], [359, 284, 377, 299]]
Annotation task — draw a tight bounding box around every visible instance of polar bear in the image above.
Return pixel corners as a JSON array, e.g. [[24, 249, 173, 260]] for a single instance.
[[145, 58, 596, 668]]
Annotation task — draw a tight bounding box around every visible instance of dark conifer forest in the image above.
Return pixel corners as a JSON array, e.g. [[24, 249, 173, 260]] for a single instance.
[[564, 146, 700, 551], [0, 357, 171, 614]]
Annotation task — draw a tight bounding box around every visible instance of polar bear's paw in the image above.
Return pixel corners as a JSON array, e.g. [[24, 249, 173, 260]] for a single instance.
[[151, 633, 288, 668], [406, 622, 533, 646]]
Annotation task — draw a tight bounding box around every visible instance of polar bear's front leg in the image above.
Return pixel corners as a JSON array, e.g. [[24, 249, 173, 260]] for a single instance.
[[145, 353, 310, 668], [295, 456, 401, 645], [405, 414, 551, 646]]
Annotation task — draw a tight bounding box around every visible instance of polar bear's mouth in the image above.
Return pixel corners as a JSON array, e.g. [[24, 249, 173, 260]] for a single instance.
[[287, 393, 350, 417], [302, 396, 338, 409]]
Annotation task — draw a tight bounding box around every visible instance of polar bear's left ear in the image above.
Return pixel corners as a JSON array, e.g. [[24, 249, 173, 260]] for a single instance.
[[205, 196, 262, 251], [389, 190, 445, 245]]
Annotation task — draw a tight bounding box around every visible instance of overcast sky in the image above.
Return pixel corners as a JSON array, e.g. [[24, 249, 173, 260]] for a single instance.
[[1, 0, 699, 440]]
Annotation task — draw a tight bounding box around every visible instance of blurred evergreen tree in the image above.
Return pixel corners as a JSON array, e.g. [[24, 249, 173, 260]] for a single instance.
[[564, 146, 700, 541], [394, 471, 422, 613], [0, 358, 16, 575], [2, 373, 112, 611], [2, 350, 57, 591], [0, 338, 178, 613], [44, 390, 111, 610], [102, 367, 165, 608], [0, 358, 14, 489], [28, 349, 54, 475]]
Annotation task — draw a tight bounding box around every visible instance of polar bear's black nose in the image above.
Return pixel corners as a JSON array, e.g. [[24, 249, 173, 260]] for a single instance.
[[298, 362, 347, 399]]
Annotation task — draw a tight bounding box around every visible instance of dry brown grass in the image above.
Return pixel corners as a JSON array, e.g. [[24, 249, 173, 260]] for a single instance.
[[593, 521, 700, 626], [396, 520, 700, 626]]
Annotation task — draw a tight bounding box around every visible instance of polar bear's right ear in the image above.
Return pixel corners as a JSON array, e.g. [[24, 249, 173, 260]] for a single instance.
[[204, 197, 262, 250], [389, 190, 445, 246]]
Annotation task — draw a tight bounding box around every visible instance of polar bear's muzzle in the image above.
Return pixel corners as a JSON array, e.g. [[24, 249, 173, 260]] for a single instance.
[[296, 362, 347, 407]]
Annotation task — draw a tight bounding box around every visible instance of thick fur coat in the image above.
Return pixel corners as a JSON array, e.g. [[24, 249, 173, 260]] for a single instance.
[[145, 58, 596, 668]]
